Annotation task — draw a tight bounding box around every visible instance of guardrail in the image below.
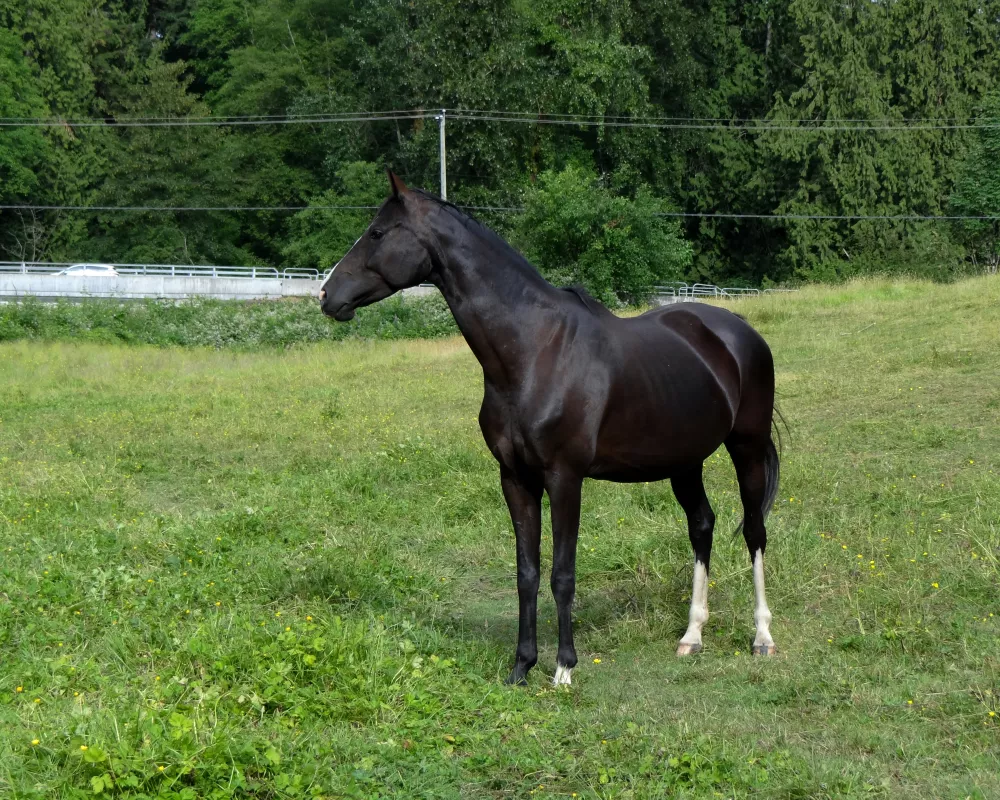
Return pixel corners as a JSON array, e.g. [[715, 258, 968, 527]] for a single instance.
[[0, 263, 793, 302], [655, 282, 795, 298], [0, 261, 320, 281]]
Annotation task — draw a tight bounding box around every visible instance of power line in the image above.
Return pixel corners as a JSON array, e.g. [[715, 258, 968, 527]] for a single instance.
[[0, 203, 520, 213], [447, 113, 1000, 131], [655, 211, 1000, 221], [2, 108, 1000, 130], [6, 106, 1000, 125], [0, 204, 379, 211], [0, 111, 434, 128], [3, 203, 998, 221], [456, 109, 1000, 124], [0, 109, 425, 124]]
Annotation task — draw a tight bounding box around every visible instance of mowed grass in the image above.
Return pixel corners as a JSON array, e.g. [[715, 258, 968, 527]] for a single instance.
[[1, 277, 998, 799]]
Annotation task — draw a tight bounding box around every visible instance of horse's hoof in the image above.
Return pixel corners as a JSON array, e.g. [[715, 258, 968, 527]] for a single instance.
[[752, 644, 778, 656], [676, 642, 702, 656], [504, 671, 529, 686], [552, 665, 573, 686]]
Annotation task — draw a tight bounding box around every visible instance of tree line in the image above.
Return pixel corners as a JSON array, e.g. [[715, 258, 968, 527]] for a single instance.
[[2, 0, 1000, 302]]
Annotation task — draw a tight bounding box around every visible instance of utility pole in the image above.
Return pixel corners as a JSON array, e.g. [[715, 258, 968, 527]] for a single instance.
[[437, 109, 447, 200]]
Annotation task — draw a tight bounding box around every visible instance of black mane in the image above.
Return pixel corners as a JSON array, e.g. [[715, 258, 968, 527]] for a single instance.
[[412, 189, 616, 316], [562, 285, 611, 315], [411, 188, 548, 279]]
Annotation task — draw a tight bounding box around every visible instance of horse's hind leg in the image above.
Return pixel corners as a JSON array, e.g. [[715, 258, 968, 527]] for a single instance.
[[671, 467, 715, 656], [726, 433, 780, 656]]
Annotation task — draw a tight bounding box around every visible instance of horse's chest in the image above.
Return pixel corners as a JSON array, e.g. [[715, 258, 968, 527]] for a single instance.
[[479, 396, 547, 472]]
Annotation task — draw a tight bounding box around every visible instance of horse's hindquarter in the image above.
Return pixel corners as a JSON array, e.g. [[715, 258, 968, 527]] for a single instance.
[[589, 307, 748, 481]]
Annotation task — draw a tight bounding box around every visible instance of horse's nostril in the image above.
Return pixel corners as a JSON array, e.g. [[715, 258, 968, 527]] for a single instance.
[[319, 289, 326, 301]]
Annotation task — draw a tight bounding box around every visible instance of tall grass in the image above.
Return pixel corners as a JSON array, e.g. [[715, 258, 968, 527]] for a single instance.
[[0, 294, 457, 348]]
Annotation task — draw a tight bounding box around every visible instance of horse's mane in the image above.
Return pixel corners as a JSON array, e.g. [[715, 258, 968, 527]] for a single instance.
[[410, 189, 524, 256], [409, 189, 611, 316], [561, 285, 610, 315]]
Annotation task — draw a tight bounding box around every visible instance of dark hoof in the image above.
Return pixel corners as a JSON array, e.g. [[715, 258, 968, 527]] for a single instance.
[[676, 642, 702, 656], [504, 672, 528, 686], [752, 644, 778, 656]]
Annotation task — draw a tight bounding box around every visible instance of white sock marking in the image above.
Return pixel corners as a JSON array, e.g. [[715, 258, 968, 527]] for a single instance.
[[553, 665, 572, 686], [752, 549, 774, 648], [678, 560, 709, 648]]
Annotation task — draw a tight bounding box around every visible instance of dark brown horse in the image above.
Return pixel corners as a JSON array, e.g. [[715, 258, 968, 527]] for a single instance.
[[320, 172, 782, 685]]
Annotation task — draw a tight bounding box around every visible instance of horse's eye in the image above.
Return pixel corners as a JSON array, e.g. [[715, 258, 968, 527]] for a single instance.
[[370, 229, 384, 241]]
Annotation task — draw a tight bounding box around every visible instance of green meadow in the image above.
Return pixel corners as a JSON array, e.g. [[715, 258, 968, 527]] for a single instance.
[[1, 277, 998, 798]]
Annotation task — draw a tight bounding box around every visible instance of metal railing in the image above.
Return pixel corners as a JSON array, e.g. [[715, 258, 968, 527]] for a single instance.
[[0, 261, 320, 280], [655, 282, 795, 298], [0, 264, 794, 297]]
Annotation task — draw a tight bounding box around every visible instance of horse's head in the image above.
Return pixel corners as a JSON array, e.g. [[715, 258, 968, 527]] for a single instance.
[[318, 171, 434, 321]]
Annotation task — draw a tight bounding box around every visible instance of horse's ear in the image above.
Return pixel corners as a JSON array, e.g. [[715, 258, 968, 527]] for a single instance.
[[387, 169, 409, 199]]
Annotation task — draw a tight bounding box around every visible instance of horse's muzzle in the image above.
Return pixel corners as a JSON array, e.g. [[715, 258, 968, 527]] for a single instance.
[[319, 295, 355, 321]]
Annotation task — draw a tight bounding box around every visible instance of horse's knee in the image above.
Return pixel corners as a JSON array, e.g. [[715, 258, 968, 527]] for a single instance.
[[550, 571, 575, 604], [517, 565, 540, 594]]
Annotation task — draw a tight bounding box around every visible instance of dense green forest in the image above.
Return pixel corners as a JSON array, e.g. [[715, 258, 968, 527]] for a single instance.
[[2, 0, 1000, 299]]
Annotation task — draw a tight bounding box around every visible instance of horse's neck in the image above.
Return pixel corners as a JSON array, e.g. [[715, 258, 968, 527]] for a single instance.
[[427, 212, 559, 390]]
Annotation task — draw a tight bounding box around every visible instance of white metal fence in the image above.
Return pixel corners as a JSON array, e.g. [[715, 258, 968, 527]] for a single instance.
[[0, 263, 795, 301], [655, 282, 796, 299], [0, 261, 320, 281]]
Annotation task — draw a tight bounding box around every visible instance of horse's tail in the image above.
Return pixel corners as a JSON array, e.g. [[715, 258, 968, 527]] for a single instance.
[[761, 433, 781, 523], [764, 402, 788, 521], [734, 405, 785, 535]]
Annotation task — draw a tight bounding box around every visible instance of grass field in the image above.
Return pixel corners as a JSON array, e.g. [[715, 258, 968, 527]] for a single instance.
[[1, 277, 998, 798]]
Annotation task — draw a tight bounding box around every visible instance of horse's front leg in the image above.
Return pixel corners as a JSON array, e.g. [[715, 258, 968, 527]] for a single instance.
[[500, 467, 543, 685], [547, 471, 583, 686]]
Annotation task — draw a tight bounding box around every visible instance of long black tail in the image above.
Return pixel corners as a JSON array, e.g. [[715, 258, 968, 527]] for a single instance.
[[734, 408, 784, 536], [761, 435, 781, 523], [764, 402, 789, 521]]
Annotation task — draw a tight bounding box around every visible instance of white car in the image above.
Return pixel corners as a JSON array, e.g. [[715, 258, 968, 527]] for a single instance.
[[55, 264, 120, 277]]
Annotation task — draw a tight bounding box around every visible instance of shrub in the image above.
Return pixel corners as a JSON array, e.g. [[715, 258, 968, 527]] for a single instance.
[[513, 165, 692, 305]]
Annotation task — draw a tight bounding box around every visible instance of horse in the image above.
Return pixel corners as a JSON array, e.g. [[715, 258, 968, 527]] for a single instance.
[[319, 171, 782, 686]]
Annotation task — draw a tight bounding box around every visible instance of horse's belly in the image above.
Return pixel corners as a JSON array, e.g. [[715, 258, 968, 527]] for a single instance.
[[587, 427, 728, 482], [587, 463, 687, 483], [589, 372, 734, 480]]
